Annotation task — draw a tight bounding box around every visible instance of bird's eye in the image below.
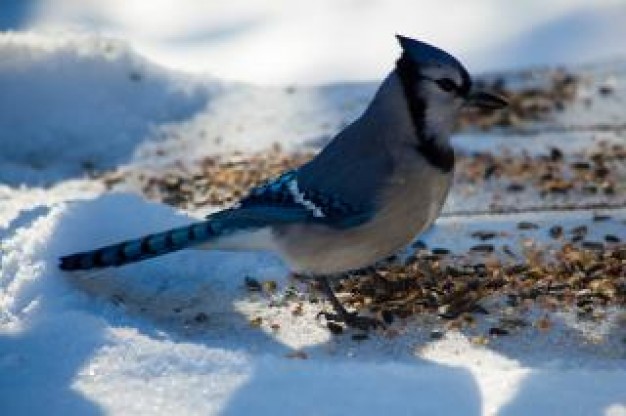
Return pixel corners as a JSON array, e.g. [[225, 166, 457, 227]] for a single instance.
[[435, 78, 458, 93]]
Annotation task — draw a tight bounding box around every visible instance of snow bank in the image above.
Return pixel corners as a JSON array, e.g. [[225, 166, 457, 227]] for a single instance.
[[0, 32, 212, 184]]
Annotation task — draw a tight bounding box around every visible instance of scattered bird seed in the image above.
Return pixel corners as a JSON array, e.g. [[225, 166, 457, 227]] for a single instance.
[[327, 322, 344, 335], [507, 183, 525, 192], [90, 119, 624, 343], [471, 336, 490, 346], [536, 316, 552, 332], [598, 85, 614, 95], [550, 147, 563, 161], [262, 280, 278, 293], [471, 231, 497, 240], [499, 317, 529, 329], [245, 276, 262, 292], [291, 303, 304, 316], [470, 244, 495, 253], [582, 241, 604, 251], [489, 327, 510, 336], [518, 221, 540, 230], [549, 225, 563, 239], [430, 330, 445, 340], [381, 310, 394, 324], [352, 333, 369, 341], [194, 312, 209, 323]]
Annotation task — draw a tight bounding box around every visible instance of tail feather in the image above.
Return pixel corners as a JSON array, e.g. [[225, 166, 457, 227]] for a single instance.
[[59, 206, 314, 272], [59, 220, 218, 271]]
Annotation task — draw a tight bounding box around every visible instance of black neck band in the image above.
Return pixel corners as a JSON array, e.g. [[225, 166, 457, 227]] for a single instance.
[[395, 54, 454, 173], [395, 54, 425, 138]]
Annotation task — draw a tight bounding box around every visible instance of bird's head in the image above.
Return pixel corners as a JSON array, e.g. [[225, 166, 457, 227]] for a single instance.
[[395, 35, 507, 128]]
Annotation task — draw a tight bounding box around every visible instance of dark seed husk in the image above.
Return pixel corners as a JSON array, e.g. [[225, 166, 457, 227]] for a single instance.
[[352, 333, 369, 341], [582, 241, 604, 251], [327, 321, 344, 335], [549, 225, 563, 239], [381, 310, 394, 324], [471, 231, 497, 240], [430, 330, 445, 340], [598, 85, 614, 95], [518, 221, 540, 230], [245, 276, 262, 291], [507, 183, 525, 192], [550, 147, 563, 161], [470, 244, 495, 253], [194, 312, 209, 323], [489, 327, 510, 336], [593, 214, 611, 222]]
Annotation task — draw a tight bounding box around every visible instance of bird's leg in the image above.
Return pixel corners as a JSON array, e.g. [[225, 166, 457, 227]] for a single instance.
[[316, 276, 384, 331]]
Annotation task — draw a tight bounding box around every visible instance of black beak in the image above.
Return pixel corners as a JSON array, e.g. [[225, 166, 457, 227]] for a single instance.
[[465, 90, 508, 110]]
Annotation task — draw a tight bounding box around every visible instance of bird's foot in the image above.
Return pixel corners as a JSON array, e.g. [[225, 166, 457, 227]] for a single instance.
[[317, 310, 384, 331]]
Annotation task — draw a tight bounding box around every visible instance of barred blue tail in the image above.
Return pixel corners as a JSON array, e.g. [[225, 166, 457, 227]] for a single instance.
[[59, 220, 221, 271], [59, 206, 315, 271]]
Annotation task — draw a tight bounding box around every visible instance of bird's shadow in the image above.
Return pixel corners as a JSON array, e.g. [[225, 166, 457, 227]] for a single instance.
[[0, 314, 107, 415], [65, 253, 484, 414], [480, 308, 626, 415], [69, 269, 485, 416]]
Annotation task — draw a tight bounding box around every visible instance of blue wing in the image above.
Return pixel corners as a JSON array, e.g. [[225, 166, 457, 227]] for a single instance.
[[210, 169, 373, 229]]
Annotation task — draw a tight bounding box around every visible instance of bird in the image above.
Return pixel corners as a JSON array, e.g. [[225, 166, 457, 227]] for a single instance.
[[59, 35, 507, 330]]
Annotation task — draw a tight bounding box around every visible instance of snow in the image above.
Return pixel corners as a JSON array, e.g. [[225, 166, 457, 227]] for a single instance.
[[1, 10, 626, 416], [5, 0, 626, 84], [0, 32, 213, 185], [2, 194, 624, 415]]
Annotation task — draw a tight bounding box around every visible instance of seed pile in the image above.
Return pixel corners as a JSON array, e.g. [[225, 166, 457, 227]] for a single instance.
[[456, 140, 625, 199], [332, 241, 624, 330], [101, 146, 314, 210], [459, 69, 578, 130]]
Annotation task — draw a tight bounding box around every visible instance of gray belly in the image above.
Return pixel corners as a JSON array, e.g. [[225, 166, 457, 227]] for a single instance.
[[275, 167, 452, 275]]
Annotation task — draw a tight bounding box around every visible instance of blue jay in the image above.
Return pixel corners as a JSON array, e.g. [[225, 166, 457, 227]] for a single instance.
[[60, 36, 506, 329]]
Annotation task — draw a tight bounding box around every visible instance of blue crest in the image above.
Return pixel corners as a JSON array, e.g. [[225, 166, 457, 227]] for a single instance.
[[395, 35, 466, 71]]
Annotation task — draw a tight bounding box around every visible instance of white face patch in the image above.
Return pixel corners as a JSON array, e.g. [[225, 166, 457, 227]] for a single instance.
[[287, 179, 325, 217], [421, 81, 463, 141]]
